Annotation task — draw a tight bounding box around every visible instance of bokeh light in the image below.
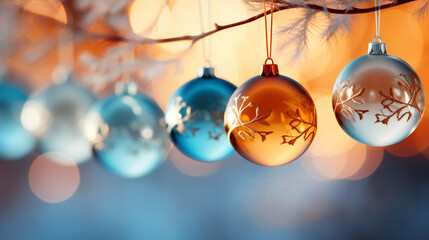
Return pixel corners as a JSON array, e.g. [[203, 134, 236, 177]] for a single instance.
[[1, 1, 429, 239], [308, 93, 356, 158], [381, 9, 424, 68], [385, 115, 429, 157], [129, 0, 170, 38], [348, 146, 384, 180], [23, 0, 67, 24], [169, 146, 224, 177], [310, 143, 367, 180], [423, 146, 429, 160], [28, 152, 80, 203], [20, 99, 51, 137]]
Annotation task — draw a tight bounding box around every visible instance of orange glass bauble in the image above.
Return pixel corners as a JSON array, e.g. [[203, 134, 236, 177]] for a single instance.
[[224, 64, 317, 166]]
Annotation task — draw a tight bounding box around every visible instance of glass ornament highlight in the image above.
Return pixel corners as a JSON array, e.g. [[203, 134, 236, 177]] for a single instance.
[[224, 64, 317, 166], [21, 77, 96, 164], [332, 39, 425, 146], [84, 81, 170, 178], [165, 67, 236, 162], [0, 80, 36, 160]]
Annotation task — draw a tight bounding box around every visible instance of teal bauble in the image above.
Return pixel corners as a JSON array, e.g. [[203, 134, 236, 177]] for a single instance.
[[0, 77, 36, 160], [21, 76, 96, 164], [165, 67, 236, 162], [84, 81, 170, 178]]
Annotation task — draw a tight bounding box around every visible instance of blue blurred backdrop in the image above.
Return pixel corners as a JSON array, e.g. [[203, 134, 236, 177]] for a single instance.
[[1, 150, 429, 240]]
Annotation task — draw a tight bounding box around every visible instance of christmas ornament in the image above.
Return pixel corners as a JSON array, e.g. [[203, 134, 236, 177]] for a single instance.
[[224, 64, 317, 166], [224, 0, 317, 166], [332, 38, 425, 146], [21, 76, 96, 164], [0, 78, 36, 160], [165, 67, 236, 162], [332, 0, 425, 147], [84, 81, 170, 178]]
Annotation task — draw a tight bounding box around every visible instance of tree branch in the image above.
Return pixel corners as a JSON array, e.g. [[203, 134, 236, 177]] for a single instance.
[[82, 0, 417, 45]]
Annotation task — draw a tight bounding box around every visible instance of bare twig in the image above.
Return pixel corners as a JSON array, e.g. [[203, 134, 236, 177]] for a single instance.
[[78, 0, 417, 44]]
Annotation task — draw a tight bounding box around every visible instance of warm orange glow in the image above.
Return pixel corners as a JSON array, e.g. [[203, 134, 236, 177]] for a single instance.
[[169, 146, 224, 177], [129, 0, 170, 38], [28, 152, 80, 203], [11, 0, 429, 169], [385, 115, 429, 157], [381, 9, 424, 68], [309, 142, 367, 180], [423, 147, 429, 160], [23, 0, 67, 24], [308, 93, 356, 157], [336, 143, 368, 179], [348, 146, 384, 180]]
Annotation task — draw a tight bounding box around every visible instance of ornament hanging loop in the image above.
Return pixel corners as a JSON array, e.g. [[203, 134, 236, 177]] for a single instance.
[[369, 35, 386, 55], [262, 58, 279, 77], [264, 58, 275, 65], [372, 36, 383, 43]]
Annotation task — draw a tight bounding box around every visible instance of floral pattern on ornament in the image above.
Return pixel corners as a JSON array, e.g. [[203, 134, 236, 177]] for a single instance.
[[281, 101, 316, 146], [166, 96, 200, 136], [375, 73, 423, 125], [227, 94, 273, 142], [333, 77, 369, 125]]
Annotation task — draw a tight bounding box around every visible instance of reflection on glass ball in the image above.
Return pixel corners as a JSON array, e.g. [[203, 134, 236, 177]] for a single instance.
[[165, 67, 236, 162], [84, 82, 170, 178], [21, 78, 96, 164], [0, 81, 36, 160], [224, 64, 317, 166], [332, 41, 425, 146]]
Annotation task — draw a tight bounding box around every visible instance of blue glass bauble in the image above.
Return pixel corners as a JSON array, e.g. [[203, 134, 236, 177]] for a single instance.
[[0, 79, 36, 160], [84, 82, 170, 178], [165, 67, 237, 162], [332, 40, 425, 146], [21, 77, 96, 164]]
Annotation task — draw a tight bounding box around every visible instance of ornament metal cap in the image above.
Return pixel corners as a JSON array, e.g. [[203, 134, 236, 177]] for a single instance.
[[115, 80, 138, 96], [198, 67, 215, 78], [261, 63, 279, 77], [368, 36, 387, 55]]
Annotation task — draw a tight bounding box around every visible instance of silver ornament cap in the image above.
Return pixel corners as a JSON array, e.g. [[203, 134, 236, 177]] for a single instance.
[[368, 37, 387, 55], [198, 66, 215, 78], [115, 80, 138, 96]]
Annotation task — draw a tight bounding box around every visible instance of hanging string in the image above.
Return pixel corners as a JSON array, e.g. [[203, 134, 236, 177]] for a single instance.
[[199, 0, 212, 67], [0, 6, 12, 78], [374, 0, 381, 40], [264, 0, 274, 64], [122, 46, 136, 83], [54, 14, 75, 83]]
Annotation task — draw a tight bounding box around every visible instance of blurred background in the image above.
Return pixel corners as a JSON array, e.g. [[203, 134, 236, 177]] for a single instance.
[[0, 0, 429, 239]]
